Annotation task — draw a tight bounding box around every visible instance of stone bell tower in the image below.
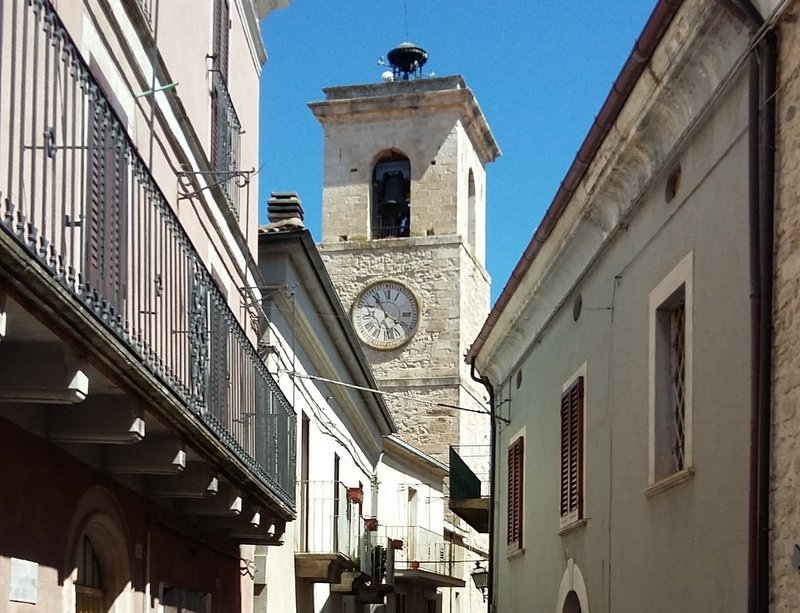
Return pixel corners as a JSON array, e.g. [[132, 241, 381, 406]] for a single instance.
[[309, 44, 500, 462]]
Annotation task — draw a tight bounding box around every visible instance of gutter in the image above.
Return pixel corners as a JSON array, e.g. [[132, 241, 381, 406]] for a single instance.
[[727, 1, 777, 610], [465, 0, 682, 364]]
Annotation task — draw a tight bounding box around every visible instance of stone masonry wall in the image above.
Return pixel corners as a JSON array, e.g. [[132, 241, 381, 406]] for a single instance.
[[772, 4, 800, 610], [320, 110, 464, 242], [321, 237, 464, 461]]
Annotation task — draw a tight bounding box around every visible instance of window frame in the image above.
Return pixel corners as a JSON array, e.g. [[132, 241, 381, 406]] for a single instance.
[[559, 368, 585, 530], [506, 432, 524, 554], [647, 251, 694, 494]]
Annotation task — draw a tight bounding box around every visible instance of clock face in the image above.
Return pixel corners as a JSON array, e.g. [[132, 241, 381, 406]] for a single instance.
[[353, 281, 419, 350]]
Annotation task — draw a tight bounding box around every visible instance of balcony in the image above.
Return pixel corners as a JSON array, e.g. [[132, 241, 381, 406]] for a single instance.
[[0, 0, 294, 516], [378, 525, 465, 589], [295, 481, 360, 582], [449, 446, 490, 533]]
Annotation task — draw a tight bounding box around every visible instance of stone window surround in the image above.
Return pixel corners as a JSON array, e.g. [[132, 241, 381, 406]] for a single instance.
[[646, 251, 694, 494]]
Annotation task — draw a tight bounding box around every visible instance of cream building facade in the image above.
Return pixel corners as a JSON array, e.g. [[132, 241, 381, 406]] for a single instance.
[[465, 0, 792, 611]]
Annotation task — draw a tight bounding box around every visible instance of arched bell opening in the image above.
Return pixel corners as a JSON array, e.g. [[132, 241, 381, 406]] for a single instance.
[[371, 153, 411, 239]]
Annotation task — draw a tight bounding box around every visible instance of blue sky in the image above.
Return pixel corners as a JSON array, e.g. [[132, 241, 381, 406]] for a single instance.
[[258, 1, 658, 304]]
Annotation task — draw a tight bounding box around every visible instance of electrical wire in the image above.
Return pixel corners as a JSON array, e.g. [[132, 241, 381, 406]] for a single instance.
[[287, 371, 493, 418]]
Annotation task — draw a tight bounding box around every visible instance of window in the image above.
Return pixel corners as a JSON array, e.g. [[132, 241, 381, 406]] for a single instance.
[[507, 435, 524, 552], [560, 375, 584, 528], [210, 0, 240, 216], [372, 154, 410, 239], [467, 169, 476, 254], [75, 535, 104, 612], [648, 252, 693, 491]]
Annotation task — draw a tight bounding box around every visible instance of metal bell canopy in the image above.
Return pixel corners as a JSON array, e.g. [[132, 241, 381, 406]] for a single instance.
[[386, 42, 428, 80]]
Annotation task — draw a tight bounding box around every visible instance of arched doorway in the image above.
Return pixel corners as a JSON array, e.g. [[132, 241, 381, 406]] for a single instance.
[[563, 590, 582, 613], [555, 558, 589, 613], [64, 487, 133, 613]]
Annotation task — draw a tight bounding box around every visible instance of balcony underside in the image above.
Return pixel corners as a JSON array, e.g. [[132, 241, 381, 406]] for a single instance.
[[449, 498, 490, 533], [394, 567, 465, 589], [0, 277, 292, 545], [295, 552, 355, 583]]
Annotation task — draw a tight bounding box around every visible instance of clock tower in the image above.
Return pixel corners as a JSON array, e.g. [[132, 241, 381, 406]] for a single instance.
[[309, 46, 500, 463]]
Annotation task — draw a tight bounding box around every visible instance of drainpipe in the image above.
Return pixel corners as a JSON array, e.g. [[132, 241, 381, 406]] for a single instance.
[[729, 1, 776, 610], [470, 361, 495, 613]]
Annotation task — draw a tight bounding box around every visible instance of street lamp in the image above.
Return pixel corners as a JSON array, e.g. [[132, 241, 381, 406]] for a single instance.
[[470, 561, 488, 602]]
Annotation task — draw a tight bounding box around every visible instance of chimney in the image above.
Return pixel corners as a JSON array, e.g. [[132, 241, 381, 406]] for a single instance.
[[267, 192, 304, 224]]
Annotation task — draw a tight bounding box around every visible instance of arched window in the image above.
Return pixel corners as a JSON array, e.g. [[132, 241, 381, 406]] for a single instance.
[[75, 534, 105, 612], [467, 170, 476, 253], [372, 153, 410, 239]]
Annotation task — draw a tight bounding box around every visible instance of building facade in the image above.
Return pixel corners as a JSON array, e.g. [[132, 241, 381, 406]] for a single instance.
[[0, 1, 292, 611], [465, 0, 785, 611], [258, 219, 394, 613]]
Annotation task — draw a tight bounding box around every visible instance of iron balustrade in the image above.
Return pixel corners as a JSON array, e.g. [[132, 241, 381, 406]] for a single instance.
[[377, 525, 460, 577], [296, 480, 360, 559], [0, 0, 295, 508]]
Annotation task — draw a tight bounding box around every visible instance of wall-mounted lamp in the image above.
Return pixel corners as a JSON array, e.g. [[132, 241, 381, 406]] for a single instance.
[[470, 561, 488, 602]]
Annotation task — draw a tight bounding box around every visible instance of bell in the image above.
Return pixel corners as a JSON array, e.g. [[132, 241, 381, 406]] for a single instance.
[[380, 171, 406, 206]]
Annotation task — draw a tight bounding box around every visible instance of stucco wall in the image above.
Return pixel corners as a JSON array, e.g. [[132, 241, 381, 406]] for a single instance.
[[771, 4, 800, 609], [0, 418, 242, 613], [489, 23, 753, 613]]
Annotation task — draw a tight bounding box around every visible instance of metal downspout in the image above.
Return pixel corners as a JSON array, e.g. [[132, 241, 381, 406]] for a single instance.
[[470, 360, 495, 613], [730, 1, 776, 609], [756, 30, 777, 613]]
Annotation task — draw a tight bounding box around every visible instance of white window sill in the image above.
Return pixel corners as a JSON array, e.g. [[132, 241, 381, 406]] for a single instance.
[[506, 544, 525, 561], [643, 467, 695, 497], [557, 518, 587, 536]]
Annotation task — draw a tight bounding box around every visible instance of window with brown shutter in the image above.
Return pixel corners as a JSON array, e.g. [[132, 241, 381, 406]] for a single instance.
[[507, 436, 524, 552], [560, 377, 584, 526], [211, 0, 230, 173], [85, 63, 128, 317]]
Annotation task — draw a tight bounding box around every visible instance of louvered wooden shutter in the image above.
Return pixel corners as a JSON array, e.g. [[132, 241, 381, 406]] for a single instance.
[[211, 0, 230, 170], [560, 377, 584, 522], [86, 82, 128, 315], [507, 436, 524, 549], [213, 0, 230, 83]]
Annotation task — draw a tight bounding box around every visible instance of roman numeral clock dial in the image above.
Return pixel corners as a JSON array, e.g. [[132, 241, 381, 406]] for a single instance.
[[353, 280, 419, 350]]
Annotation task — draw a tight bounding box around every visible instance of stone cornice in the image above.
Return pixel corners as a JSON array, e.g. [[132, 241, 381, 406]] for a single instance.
[[474, 0, 749, 384], [309, 77, 501, 165]]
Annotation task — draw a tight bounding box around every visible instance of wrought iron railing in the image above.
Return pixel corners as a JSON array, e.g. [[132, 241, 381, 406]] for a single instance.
[[211, 75, 241, 219], [296, 481, 360, 559], [378, 525, 459, 577], [0, 0, 295, 508]]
